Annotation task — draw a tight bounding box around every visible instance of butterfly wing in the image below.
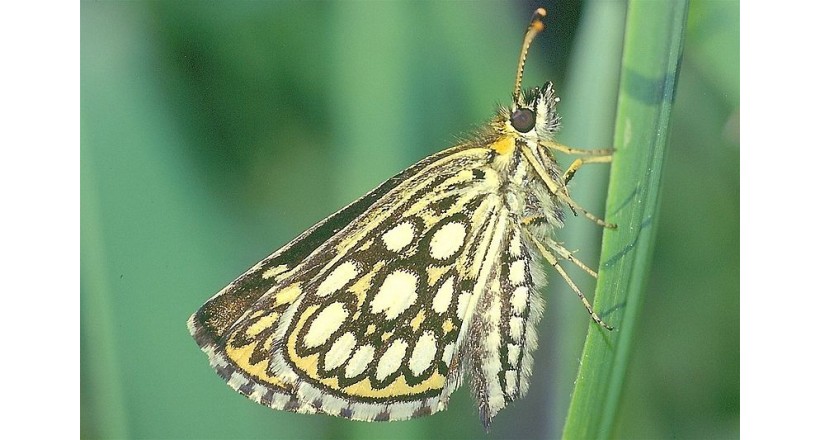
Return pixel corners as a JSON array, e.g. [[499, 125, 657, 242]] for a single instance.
[[189, 143, 529, 421], [465, 223, 546, 428]]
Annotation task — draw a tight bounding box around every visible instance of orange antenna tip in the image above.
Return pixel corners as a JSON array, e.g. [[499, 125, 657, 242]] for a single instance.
[[513, 8, 548, 104]]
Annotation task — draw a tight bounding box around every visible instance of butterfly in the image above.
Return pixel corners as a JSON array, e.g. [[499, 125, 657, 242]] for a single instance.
[[188, 8, 614, 430]]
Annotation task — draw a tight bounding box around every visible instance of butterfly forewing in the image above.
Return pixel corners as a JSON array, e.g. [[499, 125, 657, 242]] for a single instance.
[[466, 223, 546, 428]]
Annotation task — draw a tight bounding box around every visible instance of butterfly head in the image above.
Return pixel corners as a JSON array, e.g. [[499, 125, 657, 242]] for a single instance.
[[508, 81, 561, 141], [502, 8, 560, 144]]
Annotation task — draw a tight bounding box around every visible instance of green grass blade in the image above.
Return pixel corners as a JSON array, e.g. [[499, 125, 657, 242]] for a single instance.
[[562, 2, 690, 439]]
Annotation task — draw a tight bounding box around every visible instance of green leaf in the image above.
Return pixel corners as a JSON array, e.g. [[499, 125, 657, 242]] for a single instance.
[[563, 2, 689, 439]]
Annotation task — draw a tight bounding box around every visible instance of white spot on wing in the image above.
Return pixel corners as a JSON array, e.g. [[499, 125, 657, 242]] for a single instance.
[[509, 316, 524, 341], [345, 345, 375, 378], [456, 291, 471, 317], [376, 339, 408, 380], [409, 331, 437, 375], [511, 286, 528, 315], [507, 343, 521, 365], [509, 260, 527, 285], [324, 332, 357, 370], [432, 277, 454, 314], [262, 264, 288, 280], [429, 222, 467, 260], [317, 261, 359, 297], [303, 302, 348, 348], [442, 342, 455, 365], [371, 270, 418, 319], [509, 230, 522, 258], [382, 221, 415, 251], [505, 370, 519, 396]]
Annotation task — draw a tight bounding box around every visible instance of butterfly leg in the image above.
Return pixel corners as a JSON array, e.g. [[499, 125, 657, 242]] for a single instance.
[[563, 155, 613, 185], [561, 195, 615, 229], [524, 229, 613, 330], [542, 140, 614, 158], [551, 154, 609, 221], [554, 146, 612, 215], [538, 140, 614, 213], [545, 237, 598, 278], [521, 148, 616, 229], [521, 217, 599, 278]]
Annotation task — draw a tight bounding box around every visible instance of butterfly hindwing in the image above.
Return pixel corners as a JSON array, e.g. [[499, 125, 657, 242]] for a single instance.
[[189, 144, 524, 421]]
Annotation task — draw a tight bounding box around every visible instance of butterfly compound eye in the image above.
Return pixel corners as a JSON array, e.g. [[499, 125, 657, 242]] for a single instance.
[[511, 108, 535, 133]]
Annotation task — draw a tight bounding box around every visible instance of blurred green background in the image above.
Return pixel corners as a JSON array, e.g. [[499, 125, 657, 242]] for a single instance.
[[81, 1, 738, 438]]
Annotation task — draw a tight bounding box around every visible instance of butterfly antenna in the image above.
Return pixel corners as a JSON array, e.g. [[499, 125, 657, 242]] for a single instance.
[[513, 8, 547, 105]]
